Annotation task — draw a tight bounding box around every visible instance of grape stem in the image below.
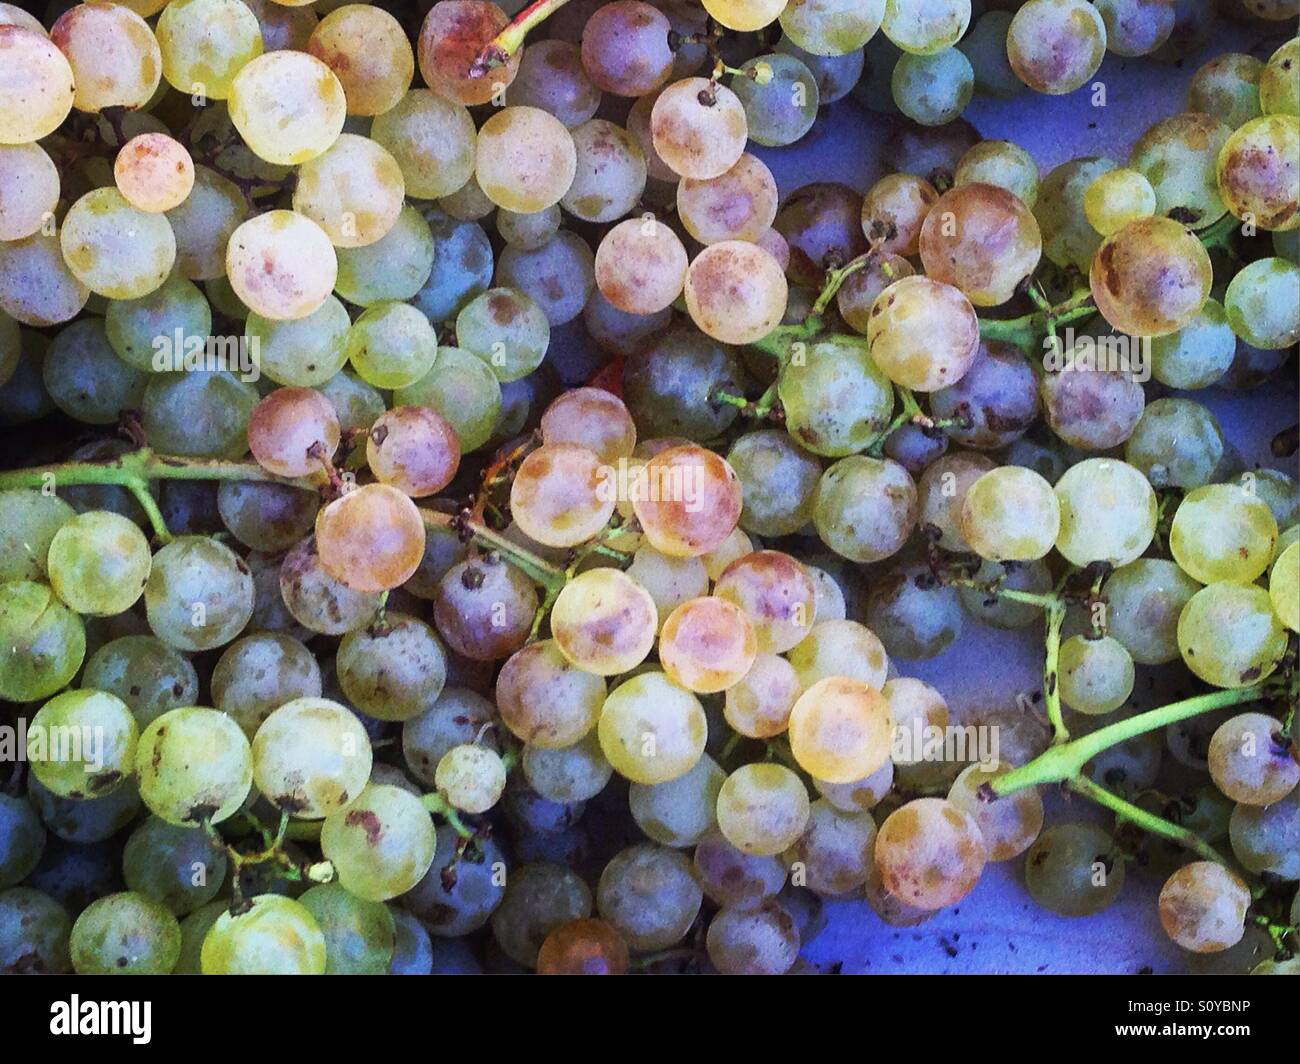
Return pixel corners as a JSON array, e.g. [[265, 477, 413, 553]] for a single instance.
[[1066, 774, 1230, 866], [468, 0, 573, 76], [1042, 595, 1069, 745], [420, 507, 568, 595], [1195, 211, 1239, 255], [421, 792, 475, 839], [978, 288, 1096, 351]]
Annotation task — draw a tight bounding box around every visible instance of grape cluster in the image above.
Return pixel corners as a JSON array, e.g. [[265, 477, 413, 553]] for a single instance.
[[0, 0, 1297, 980]]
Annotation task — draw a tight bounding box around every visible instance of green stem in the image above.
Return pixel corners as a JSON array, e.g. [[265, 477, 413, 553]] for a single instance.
[[746, 319, 820, 363], [0, 449, 317, 492], [1068, 775, 1229, 865], [991, 685, 1266, 797], [469, 0, 572, 75], [811, 253, 873, 317], [1043, 598, 1068, 745], [421, 792, 475, 839], [979, 289, 1095, 351], [1196, 211, 1239, 253], [420, 508, 567, 595], [126, 479, 172, 544], [946, 579, 1059, 610]]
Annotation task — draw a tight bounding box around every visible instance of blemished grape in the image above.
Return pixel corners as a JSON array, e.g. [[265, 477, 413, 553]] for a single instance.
[[1224, 257, 1300, 350], [684, 240, 787, 345], [336, 205, 436, 308], [136, 706, 253, 827], [813, 456, 916, 564], [0, 887, 71, 973], [522, 733, 612, 804], [298, 882, 395, 974], [46, 510, 150, 617], [551, 569, 657, 676], [954, 140, 1039, 207], [1158, 862, 1250, 955], [490, 861, 593, 969], [1024, 823, 1125, 916], [880, 0, 969, 55], [1169, 483, 1277, 585], [201, 895, 325, 975], [788, 677, 893, 784], [1083, 168, 1156, 236], [659, 596, 758, 693], [706, 901, 800, 974], [579, 2, 672, 98], [507, 39, 600, 127], [930, 340, 1039, 450], [598, 671, 707, 784], [593, 217, 688, 316], [1124, 397, 1223, 490], [960, 466, 1060, 562], [862, 173, 938, 256], [495, 231, 595, 327], [866, 276, 979, 391], [144, 535, 255, 652], [433, 554, 536, 661], [1228, 791, 1299, 881], [436, 745, 507, 814], [777, 335, 894, 458], [226, 210, 337, 322], [293, 134, 405, 249], [865, 561, 964, 660], [677, 154, 778, 247], [0, 26, 76, 145], [306, 3, 413, 117], [1054, 459, 1157, 568], [1128, 112, 1226, 229], [874, 798, 986, 909], [1102, 559, 1202, 666], [455, 287, 550, 383], [596, 844, 701, 951], [1006, 0, 1106, 96], [957, 559, 1053, 631], [891, 48, 973, 127], [122, 816, 227, 917], [785, 798, 877, 895], [537, 917, 629, 975], [726, 431, 822, 538], [780, 0, 884, 56], [475, 106, 577, 215], [1188, 52, 1263, 128], [509, 443, 615, 549], [210, 632, 320, 737], [315, 483, 426, 594], [418, 1, 521, 107], [251, 696, 372, 819], [279, 535, 382, 636], [1091, 215, 1213, 337], [70, 892, 180, 975], [27, 689, 138, 799], [1271, 541, 1299, 633], [51, 2, 160, 113], [632, 444, 743, 558], [1216, 115, 1299, 233], [947, 762, 1043, 861], [788, 619, 888, 691], [650, 78, 748, 180], [628, 755, 724, 847], [395, 347, 502, 455], [320, 783, 436, 902], [60, 188, 175, 302], [1094, 0, 1174, 58], [1207, 712, 1298, 807], [248, 386, 340, 479], [713, 551, 817, 654], [715, 762, 811, 856], [1177, 582, 1288, 689], [1259, 37, 1299, 117], [1058, 635, 1135, 715]]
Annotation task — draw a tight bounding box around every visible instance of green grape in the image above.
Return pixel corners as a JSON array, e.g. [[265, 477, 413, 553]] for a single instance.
[[732, 54, 819, 147], [1251, 469, 1300, 529], [229, 50, 346, 166], [779, 0, 884, 56], [1224, 257, 1300, 350], [200, 895, 326, 975], [337, 614, 447, 722], [1024, 823, 1125, 916], [1149, 299, 1236, 390], [1177, 582, 1288, 688], [343, 301, 438, 391], [1093, 0, 1173, 58], [403, 822, 505, 937], [960, 466, 1060, 561], [1006, 0, 1105, 96], [320, 784, 436, 902], [157, 0, 264, 100], [60, 188, 175, 301], [122, 816, 227, 916], [497, 231, 595, 327], [864, 561, 963, 660], [1228, 791, 1298, 881], [145, 535, 255, 651], [1170, 483, 1277, 584], [166, 165, 247, 282], [216, 481, 318, 554], [0, 579, 85, 703], [1101, 559, 1202, 666], [46, 511, 151, 617], [623, 326, 743, 442], [0, 887, 71, 974], [891, 48, 973, 126], [0, 25, 74, 145], [777, 335, 893, 457], [0, 489, 74, 582], [627, 754, 724, 847], [105, 273, 212, 374], [293, 134, 405, 249], [1127, 112, 1230, 231], [0, 228, 89, 328], [497, 205, 562, 251], [1216, 115, 1300, 232], [1271, 541, 1298, 632], [958, 10, 1022, 99], [596, 844, 702, 951], [774, 38, 864, 104], [401, 686, 499, 787], [1058, 635, 1134, 715], [725, 430, 821, 538], [336, 203, 436, 307], [716, 763, 811, 856], [0, 793, 46, 889], [210, 632, 320, 737], [1187, 53, 1263, 129], [1083, 168, 1155, 236], [474, 105, 577, 213], [394, 347, 502, 453], [251, 695, 371, 819], [410, 210, 491, 322], [880, 0, 969, 55], [44, 318, 147, 426], [522, 733, 612, 804], [143, 369, 259, 459], [372, 89, 476, 199], [954, 140, 1039, 207], [306, 2, 412, 117], [1123, 398, 1223, 491], [70, 892, 181, 975], [27, 689, 137, 799], [957, 558, 1053, 630], [1036, 156, 1116, 273], [490, 861, 593, 969], [785, 798, 878, 895], [598, 671, 707, 785], [245, 296, 350, 388], [205, 275, 250, 320], [787, 618, 888, 691], [82, 636, 198, 729], [1259, 38, 1299, 117], [136, 706, 253, 826], [436, 744, 507, 813], [455, 288, 550, 382], [813, 455, 915, 563], [1054, 459, 1157, 568]]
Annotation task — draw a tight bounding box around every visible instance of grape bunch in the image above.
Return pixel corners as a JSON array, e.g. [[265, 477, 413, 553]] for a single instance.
[[0, 0, 1297, 980]]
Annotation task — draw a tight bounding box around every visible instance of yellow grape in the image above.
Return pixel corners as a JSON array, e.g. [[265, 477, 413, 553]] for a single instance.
[[659, 596, 758, 693], [551, 569, 658, 676], [597, 671, 707, 784], [475, 106, 577, 214], [866, 275, 980, 391], [229, 51, 347, 166], [51, 2, 161, 113], [114, 134, 195, 214], [594, 217, 688, 315], [683, 241, 787, 345], [315, 483, 426, 593], [293, 134, 406, 249], [874, 797, 987, 909], [713, 550, 817, 653], [226, 211, 337, 321], [307, 3, 414, 117], [510, 442, 616, 549], [650, 77, 748, 180], [631, 444, 744, 558], [788, 676, 893, 784]]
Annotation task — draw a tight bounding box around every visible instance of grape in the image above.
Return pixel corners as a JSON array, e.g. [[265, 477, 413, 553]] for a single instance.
[[218, 480, 320, 554], [594, 217, 688, 315], [1224, 257, 1300, 350], [788, 676, 892, 785], [105, 273, 212, 374], [244, 0, 316, 51], [865, 561, 964, 660], [535, 917, 628, 975], [787, 619, 888, 691], [28, 774, 141, 846], [930, 340, 1039, 450], [676, 153, 778, 246], [550, 568, 657, 676], [954, 140, 1039, 208], [658, 596, 757, 694], [836, 253, 914, 334], [279, 535, 383, 636], [0, 143, 59, 240], [1187, 53, 1263, 129], [861, 174, 936, 259], [632, 444, 743, 558], [522, 733, 612, 803], [1035, 156, 1115, 272], [891, 48, 973, 127], [47, 511, 151, 617], [1228, 791, 1298, 880], [874, 798, 985, 910], [773, 334, 892, 457], [1217, 115, 1299, 232], [715, 762, 811, 857], [957, 559, 1051, 630], [960, 466, 1060, 562], [402, 687, 500, 786], [1083, 168, 1156, 236], [363, 406, 460, 500], [229, 51, 346, 166], [866, 276, 979, 391], [156, 0, 263, 101], [210, 632, 320, 737], [44, 318, 146, 426], [1024, 822, 1125, 916], [122, 816, 227, 916], [433, 745, 505, 814], [620, 546, 703, 631], [621, 330, 738, 443], [497, 206, 562, 252], [1095, 0, 1174, 57], [1170, 483, 1277, 585], [507, 39, 601, 127], [201, 895, 326, 975], [0, 26, 75, 144], [774, 182, 868, 287], [732, 54, 820, 147], [1271, 541, 1298, 632], [1093, 216, 1212, 337], [342, 306, 436, 394], [456, 288, 550, 382], [167, 165, 247, 281], [684, 241, 787, 345], [628, 754, 723, 847], [24, 689, 135, 800], [307, 3, 412, 117], [495, 232, 595, 326], [315, 483, 426, 594], [136, 706, 252, 826], [947, 762, 1042, 861], [0, 887, 71, 973], [1158, 862, 1250, 955], [1123, 397, 1223, 490], [433, 555, 536, 661], [70, 892, 180, 975], [780, 0, 884, 56], [540, 388, 636, 465], [1006, 0, 1106, 96], [402, 822, 504, 936], [596, 844, 702, 950], [339, 205, 437, 308], [226, 210, 338, 322], [1129, 113, 1229, 230], [1148, 300, 1234, 390], [475, 106, 577, 215], [368, 93, 475, 203], [319, 783, 437, 902], [1058, 635, 1135, 716], [598, 671, 706, 784], [418, 1, 520, 107], [60, 188, 175, 301], [295, 883, 394, 974], [1177, 582, 1288, 688], [51, 2, 160, 113], [1252, 469, 1300, 529], [1054, 459, 1157, 568], [714, 550, 818, 654], [337, 614, 448, 722], [721, 653, 798, 740], [507, 443, 613, 549], [785, 798, 875, 896], [650, 77, 748, 180], [726, 430, 822, 538], [396, 347, 502, 454], [293, 134, 405, 249], [490, 862, 592, 968], [0, 491, 67, 584], [1260, 37, 1299, 117], [702, 0, 787, 31], [440, 174, 496, 221], [579, 2, 672, 98], [248, 386, 340, 478], [0, 794, 45, 889], [813, 456, 917, 564], [495, 641, 604, 751], [1208, 712, 1298, 807], [144, 536, 255, 652], [0, 228, 89, 328], [1102, 559, 1202, 666]]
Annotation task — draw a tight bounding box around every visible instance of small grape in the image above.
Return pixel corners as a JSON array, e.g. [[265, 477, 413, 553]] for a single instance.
[[788, 677, 893, 784], [70, 892, 180, 975], [320, 784, 437, 902], [1207, 712, 1298, 806], [1024, 822, 1125, 916], [874, 798, 986, 909], [597, 671, 707, 784], [1058, 635, 1135, 716]]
